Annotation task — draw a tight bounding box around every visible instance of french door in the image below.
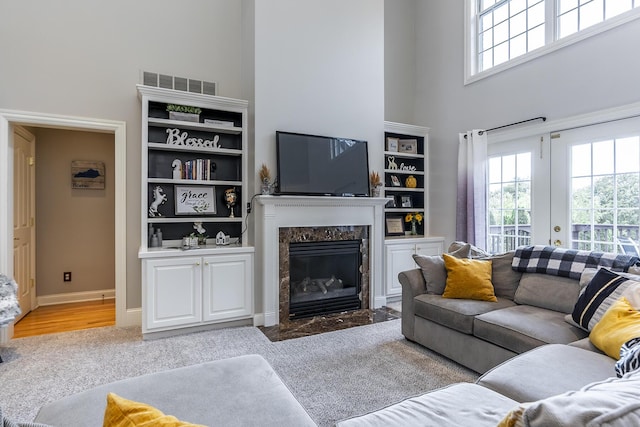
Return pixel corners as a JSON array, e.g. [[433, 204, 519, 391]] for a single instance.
[[487, 115, 640, 254], [550, 116, 640, 253]]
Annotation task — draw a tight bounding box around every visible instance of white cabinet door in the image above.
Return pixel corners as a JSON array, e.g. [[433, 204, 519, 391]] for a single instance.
[[416, 241, 443, 257], [144, 257, 202, 332], [202, 253, 253, 322], [385, 243, 417, 296]]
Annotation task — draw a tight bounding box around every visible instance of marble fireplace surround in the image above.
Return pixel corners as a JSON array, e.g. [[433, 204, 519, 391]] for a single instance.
[[255, 195, 387, 327]]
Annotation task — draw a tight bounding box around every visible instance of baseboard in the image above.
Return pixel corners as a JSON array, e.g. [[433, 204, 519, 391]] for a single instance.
[[374, 296, 387, 309], [253, 313, 264, 326], [37, 289, 115, 306], [119, 307, 142, 328]]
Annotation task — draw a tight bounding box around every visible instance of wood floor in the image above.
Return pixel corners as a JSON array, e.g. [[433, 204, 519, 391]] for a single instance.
[[13, 299, 115, 338]]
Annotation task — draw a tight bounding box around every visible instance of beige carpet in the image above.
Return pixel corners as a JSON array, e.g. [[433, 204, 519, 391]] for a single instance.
[[0, 320, 477, 426]]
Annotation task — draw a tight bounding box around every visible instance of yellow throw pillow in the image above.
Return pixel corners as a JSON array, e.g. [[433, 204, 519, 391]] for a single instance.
[[441, 253, 497, 302], [103, 393, 206, 427], [590, 297, 640, 359]]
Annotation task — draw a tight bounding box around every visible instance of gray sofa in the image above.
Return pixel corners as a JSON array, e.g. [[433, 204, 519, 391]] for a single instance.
[[337, 342, 640, 426], [399, 247, 597, 373], [33, 354, 317, 427], [338, 245, 640, 425]]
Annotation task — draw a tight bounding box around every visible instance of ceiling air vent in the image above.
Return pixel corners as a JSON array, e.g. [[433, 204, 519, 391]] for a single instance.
[[141, 71, 217, 96]]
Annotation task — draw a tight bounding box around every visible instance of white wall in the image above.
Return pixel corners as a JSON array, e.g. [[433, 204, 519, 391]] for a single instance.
[[251, 0, 385, 313], [0, 0, 243, 308], [384, 0, 417, 124], [414, 2, 640, 246]]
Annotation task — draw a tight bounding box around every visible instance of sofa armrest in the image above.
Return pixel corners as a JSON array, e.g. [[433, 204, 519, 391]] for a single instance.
[[398, 268, 427, 341]]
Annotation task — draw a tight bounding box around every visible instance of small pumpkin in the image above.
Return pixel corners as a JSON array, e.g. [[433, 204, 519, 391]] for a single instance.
[[405, 175, 417, 188]]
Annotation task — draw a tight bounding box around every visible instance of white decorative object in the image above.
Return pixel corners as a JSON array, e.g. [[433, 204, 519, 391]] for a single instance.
[[387, 156, 398, 170], [193, 221, 206, 235], [399, 163, 417, 172], [148, 186, 167, 217], [172, 159, 182, 179], [215, 231, 230, 245], [166, 128, 221, 149], [169, 111, 199, 122]]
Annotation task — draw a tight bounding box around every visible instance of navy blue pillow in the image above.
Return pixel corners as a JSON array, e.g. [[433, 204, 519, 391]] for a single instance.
[[571, 268, 630, 331]]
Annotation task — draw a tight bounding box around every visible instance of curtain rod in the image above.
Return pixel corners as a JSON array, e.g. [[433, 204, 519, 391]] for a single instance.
[[465, 116, 547, 137]]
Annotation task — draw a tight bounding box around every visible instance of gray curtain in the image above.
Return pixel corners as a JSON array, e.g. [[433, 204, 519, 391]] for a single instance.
[[456, 130, 488, 248]]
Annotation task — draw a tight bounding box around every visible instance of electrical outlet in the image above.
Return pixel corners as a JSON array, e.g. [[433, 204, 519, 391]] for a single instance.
[[63, 272, 72, 282], [246, 202, 252, 213]]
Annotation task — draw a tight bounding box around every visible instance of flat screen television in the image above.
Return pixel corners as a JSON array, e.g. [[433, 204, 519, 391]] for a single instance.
[[276, 131, 370, 197]]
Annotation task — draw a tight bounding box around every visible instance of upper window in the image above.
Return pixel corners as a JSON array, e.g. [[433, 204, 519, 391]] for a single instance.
[[467, 0, 640, 81]]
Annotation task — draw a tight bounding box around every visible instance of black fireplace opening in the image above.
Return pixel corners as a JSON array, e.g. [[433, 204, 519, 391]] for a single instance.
[[289, 240, 362, 319]]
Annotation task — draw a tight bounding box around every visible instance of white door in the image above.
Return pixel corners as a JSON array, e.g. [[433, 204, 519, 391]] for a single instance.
[[487, 134, 550, 252], [550, 116, 640, 252], [13, 126, 36, 322]]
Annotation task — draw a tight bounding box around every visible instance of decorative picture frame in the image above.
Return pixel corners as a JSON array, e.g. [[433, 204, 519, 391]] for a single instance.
[[386, 217, 405, 236], [390, 175, 402, 187], [71, 160, 105, 190], [399, 139, 418, 154], [400, 195, 413, 208], [175, 185, 216, 215], [385, 195, 397, 208], [386, 137, 399, 152]]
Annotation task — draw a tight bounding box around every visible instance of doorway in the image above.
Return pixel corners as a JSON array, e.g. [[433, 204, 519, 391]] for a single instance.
[[0, 110, 131, 333]]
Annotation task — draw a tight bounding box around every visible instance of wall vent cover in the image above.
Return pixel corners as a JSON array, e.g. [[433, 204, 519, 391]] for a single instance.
[[142, 71, 217, 96]]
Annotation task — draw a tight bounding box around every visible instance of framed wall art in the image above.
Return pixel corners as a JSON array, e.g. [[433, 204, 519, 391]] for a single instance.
[[71, 160, 105, 189], [385, 217, 404, 236], [175, 185, 216, 215]]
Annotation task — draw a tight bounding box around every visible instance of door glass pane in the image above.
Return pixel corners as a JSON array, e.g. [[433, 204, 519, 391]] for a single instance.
[[567, 126, 640, 253], [487, 151, 532, 253]]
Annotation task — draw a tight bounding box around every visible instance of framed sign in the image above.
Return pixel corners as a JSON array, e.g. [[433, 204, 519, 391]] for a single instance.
[[400, 195, 413, 208], [175, 186, 216, 215], [386, 217, 404, 236], [386, 137, 399, 152]]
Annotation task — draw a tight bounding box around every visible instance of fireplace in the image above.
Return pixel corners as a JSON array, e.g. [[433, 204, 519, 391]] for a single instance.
[[255, 195, 388, 327], [278, 225, 370, 324], [289, 240, 362, 319]]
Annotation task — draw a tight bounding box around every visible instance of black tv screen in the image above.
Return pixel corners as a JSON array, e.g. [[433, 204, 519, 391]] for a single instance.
[[276, 131, 370, 196]]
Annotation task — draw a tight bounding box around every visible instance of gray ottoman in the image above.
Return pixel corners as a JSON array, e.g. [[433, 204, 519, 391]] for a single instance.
[[34, 354, 317, 427]]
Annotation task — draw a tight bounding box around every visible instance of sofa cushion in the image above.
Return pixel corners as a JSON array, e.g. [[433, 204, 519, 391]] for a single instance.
[[616, 338, 640, 377], [442, 254, 497, 302], [103, 393, 205, 427], [335, 383, 517, 427], [477, 344, 615, 403], [497, 368, 640, 427], [474, 305, 588, 354], [480, 252, 522, 300], [414, 294, 515, 335], [514, 273, 580, 313], [590, 297, 640, 359], [412, 254, 447, 294], [572, 268, 640, 331]]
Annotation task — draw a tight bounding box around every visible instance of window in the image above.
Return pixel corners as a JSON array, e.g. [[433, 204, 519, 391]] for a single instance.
[[467, 0, 640, 80], [478, 0, 546, 71]]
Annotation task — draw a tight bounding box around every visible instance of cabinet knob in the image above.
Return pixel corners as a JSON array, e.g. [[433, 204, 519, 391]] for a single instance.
[[205, 262, 209, 265], [195, 262, 200, 266]]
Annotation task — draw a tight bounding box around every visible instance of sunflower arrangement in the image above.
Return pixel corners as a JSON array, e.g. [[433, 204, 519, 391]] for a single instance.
[[405, 212, 423, 224]]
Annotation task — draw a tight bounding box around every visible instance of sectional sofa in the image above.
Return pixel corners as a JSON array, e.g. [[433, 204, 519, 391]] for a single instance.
[[336, 244, 640, 425]]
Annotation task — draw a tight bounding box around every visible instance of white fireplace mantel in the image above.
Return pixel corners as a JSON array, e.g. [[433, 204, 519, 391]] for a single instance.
[[255, 195, 388, 326]]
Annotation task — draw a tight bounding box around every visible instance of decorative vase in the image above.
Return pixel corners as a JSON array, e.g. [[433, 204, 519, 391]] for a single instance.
[[411, 221, 418, 235], [371, 186, 381, 197], [405, 175, 417, 188], [261, 179, 271, 195], [169, 111, 200, 122]]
